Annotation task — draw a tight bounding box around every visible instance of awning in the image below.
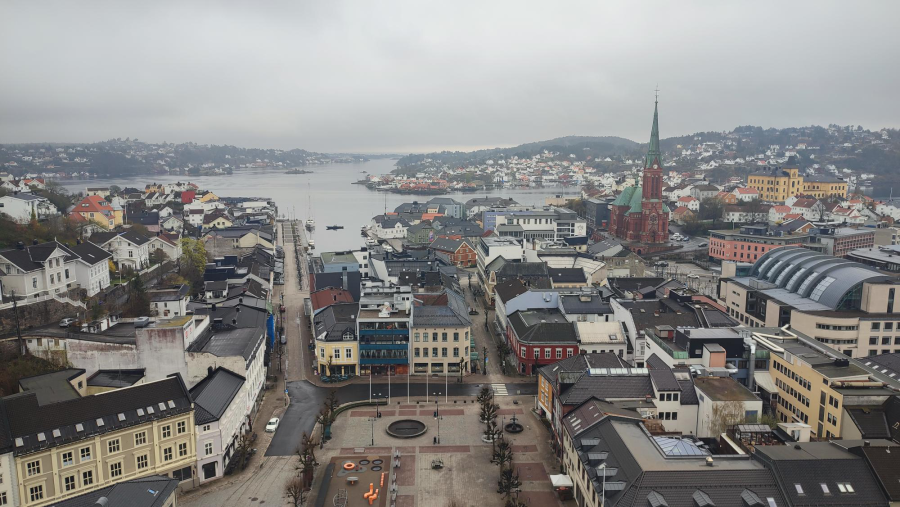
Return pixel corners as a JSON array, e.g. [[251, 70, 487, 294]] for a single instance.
[[550, 475, 573, 488], [754, 371, 777, 393]]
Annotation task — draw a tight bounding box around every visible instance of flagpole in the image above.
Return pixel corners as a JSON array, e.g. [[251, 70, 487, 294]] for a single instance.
[[388, 366, 391, 405], [407, 366, 410, 404], [445, 368, 448, 404], [369, 369, 372, 403]]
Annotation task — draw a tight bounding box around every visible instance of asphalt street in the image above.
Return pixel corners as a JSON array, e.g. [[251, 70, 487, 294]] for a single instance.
[[265, 380, 537, 456]]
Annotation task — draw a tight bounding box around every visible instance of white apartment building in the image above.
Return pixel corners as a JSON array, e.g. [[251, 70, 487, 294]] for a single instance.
[[191, 367, 248, 483], [0, 193, 58, 223], [91, 230, 151, 271]]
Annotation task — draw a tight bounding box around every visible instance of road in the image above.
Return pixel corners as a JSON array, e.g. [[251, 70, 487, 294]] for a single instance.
[[181, 221, 536, 507]]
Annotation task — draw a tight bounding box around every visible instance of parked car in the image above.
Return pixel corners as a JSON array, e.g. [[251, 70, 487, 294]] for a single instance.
[[698, 242, 708, 248], [265, 417, 280, 432], [59, 318, 76, 328]]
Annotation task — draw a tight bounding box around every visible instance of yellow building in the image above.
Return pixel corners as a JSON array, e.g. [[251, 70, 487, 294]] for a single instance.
[[313, 302, 360, 376], [747, 166, 803, 203], [199, 192, 219, 203], [766, 336, 875, 439], [410, 302, 471, 377], [4, 376, 196, 507], [747, 159, 847, 203]]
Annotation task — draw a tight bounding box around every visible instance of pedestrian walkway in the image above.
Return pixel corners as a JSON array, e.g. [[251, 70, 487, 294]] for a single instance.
[[491, 383, 509, 396]]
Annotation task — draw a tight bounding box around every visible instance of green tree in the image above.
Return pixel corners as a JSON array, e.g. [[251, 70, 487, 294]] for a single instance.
[[179, 237, 208, 294], [150, 248, 169, 266], [124, 274, 150, 317], [699, 197, 725, 221]]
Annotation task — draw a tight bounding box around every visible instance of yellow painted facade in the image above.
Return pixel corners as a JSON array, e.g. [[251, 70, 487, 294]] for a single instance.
[[537, 373, 553, 417], [16, 412, 195, 506], [747, 168, 847, 203], [199, 192, 219, 203], [316, 340, 359, 376]]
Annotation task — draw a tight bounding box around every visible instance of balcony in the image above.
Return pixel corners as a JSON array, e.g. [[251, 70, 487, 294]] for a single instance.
[[647, 331, 688, 360]]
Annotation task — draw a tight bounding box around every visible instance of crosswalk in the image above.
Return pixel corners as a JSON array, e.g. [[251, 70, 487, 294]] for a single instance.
[[492, 383, 509, 396]]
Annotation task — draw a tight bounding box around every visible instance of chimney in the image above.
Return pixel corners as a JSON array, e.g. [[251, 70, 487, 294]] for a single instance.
[[95, 498, 109, 507], [232, 318, 237, 326], [207, 366, 214, 377], [211, 303, 217, 312], [864, 440, 870, 447], [16, 241, 25, 250], [213, 317, 223, 329], [32, 239, 39, 245]]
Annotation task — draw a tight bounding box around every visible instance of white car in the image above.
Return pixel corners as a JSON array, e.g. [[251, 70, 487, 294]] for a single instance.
[[265, 417, 280, 433]]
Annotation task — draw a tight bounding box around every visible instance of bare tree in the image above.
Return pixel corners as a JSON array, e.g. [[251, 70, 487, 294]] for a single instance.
[[491, 440, 514, 470], [284, 477, 308, 507], [707, 400, 748, 436], [234, 431, 254, 471], [295, 432, 319, 489], [497, 468, 522, 502]]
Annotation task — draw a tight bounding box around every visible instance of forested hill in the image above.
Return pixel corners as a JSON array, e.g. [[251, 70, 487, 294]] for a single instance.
[[396, 136, 640, 169]]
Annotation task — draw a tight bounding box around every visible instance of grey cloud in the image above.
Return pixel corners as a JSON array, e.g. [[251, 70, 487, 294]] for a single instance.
[[1, 1, 898, 153]]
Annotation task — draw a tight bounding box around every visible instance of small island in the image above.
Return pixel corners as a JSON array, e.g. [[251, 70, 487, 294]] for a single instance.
[[286, 168, 313, 174]]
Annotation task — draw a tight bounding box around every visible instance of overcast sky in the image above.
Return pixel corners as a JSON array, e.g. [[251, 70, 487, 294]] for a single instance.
[[2, 1, 898, 154]]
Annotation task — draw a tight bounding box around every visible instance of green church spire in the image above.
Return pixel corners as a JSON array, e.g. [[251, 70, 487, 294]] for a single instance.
[[645, 96, 661, 168]]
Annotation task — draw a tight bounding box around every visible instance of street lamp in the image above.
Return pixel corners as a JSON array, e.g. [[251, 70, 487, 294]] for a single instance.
[[369, 416, 376, 446], [375, 393, 382, 418], [433, 398, 443, 444]]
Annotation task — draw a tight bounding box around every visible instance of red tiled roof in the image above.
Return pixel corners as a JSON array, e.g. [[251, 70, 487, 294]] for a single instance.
[[75, 195, 114, 213], [311, 288, 354, 311]]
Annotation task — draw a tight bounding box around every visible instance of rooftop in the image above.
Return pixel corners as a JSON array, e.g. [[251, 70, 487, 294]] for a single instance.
[[18, 368, 85, 405], [693, 376, 760, 402]]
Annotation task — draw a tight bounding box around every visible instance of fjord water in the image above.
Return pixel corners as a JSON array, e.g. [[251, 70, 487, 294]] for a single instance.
[[58, 159, 577, 252]]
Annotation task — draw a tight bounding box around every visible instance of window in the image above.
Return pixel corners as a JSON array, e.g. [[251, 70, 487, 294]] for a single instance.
[[346, 348, 353, 359], [870, 337, 878, 345], [453, 332, 459, 342], [872, 322, 881, 331], [453, 347, 459, 357], [178, 442, 188, 457], [567, 349, 573, 358], [81, 447, 92, 461], [205, 442, 213, 456], [795, 484, 804, 495], [32, 277, 37, 289], [442, 332, 448, 342], [414, 333, 420, 342], [0, 492, 7, 506], [108, 439, 120, 453], [202, 424, 211, 432], [556, 349, 562, 359], [29, 485, 43, 503], [26, 460, 41, 476], [137, 454, 148, 470], [110, 462, 122, 478], [414, 348, 420, 357], [432, 347, 438, 357], [837, 483, 854, 493], [320, 348, 325, 359], [64, 474, 76, 491], [441, 347, 448, 358], [65, 268, 69, 279], [163, 447, 173, 461], [135, 431, 147, 446], [820, 484, 830, 494], [162, 425, 172, 438], [544, 349, 550, 359], [423, 333, 429, 342], [521, 346, 526, 358], [62, 451, 73, 466]]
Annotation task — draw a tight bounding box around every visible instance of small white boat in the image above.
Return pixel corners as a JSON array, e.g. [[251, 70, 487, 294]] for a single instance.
[[308, 239, 315, 249], [305, 218, 315, 230]]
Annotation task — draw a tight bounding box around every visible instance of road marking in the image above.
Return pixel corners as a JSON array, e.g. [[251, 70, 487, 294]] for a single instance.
[[492, 384, 508, 396]]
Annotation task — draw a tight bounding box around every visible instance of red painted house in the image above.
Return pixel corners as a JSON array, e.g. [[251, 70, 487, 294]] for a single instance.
[[429, 238, 477, 267], [311, 287, 355, 312], [181, 190, 196, 204], [506, 308, 579, 375]]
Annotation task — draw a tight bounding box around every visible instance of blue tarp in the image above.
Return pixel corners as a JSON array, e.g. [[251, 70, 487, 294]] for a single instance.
[[267, 313, 276, 347]]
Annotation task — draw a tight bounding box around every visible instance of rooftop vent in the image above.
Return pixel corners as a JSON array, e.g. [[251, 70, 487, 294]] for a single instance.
[[52, 429, 61, 438], [37, 432, 46, 442], [167, 400, 175, 408], [75, 423, 84, 432], [15, 437, 24, 447], [117, 413, 126, 422], [158, 402, 166, 411], [147, 406, 155, 414], [96, 418, 105, 427]]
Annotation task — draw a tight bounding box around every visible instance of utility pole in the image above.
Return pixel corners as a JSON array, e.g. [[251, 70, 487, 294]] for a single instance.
[[12, 290, 24, 356]]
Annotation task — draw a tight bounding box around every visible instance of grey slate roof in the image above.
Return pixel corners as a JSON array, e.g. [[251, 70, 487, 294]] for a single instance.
[[50, 475, 179, 507], [412, 304, 469, 327], [1, 375, 191, 455], [537, 353, 627, 383], [645, 355, 681, 392], [86, 369, 146, 388], [754, 442, 889, 506], [190, 367, 245, 425], [429, 237, 464, 253], [493, 278, 528, 304], [69, 240, 112, 265], [0, 240, 78, 271], [549, 267, 587, 284], [866, 353, 900, 378], [508, 309, 576, 344], [557, 375, 654, 405], [314, 302, 359, 342], [559, 294, 611, 314], [187, 325, 265, 362], [17, 368, 85, 405]]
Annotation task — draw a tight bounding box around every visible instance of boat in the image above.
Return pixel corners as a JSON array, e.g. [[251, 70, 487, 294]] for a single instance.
[[305, 218, 315, 230], [326, 225, 344, 230], [308, 239, 315, 249], [365, 238, 377, 246]]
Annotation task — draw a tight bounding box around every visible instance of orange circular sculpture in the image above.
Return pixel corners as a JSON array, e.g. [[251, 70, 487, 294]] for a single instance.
[[343, 462, 356, 471]]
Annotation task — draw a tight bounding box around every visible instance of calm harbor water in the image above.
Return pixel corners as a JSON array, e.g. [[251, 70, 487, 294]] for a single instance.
[[58, 160, 579, 252]]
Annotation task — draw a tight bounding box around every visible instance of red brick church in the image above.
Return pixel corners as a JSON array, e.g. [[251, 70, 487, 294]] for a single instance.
[[608, 100, 670, 254]]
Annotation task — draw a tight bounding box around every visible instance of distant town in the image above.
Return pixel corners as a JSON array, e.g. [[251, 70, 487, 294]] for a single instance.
[[1, 106, 900, 507]]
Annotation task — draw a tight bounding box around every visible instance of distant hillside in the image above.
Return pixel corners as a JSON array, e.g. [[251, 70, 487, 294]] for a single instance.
[[396, 135, 640, 170]]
